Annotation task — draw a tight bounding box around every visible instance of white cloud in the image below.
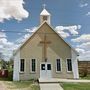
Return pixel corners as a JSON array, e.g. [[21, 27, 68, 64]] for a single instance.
[[66, 25, 81, 35], [71, 34, 90, 43], [25, 27, 37, 33], [77, 42, 90, 50], [55, 25, 81, 38], [0, 45, 3, 49], [55, 28, 70, 38], [73, 33, 90, 61], [76, 48, 85, 54], [0, 0, 29, 22], [0, 32, 19, 60], [76, 47, 90, 61], [80, 3, 88, 8], [0, 31, 7, 38], [86, 12, 90, 16], [78, 51, 90, 61]]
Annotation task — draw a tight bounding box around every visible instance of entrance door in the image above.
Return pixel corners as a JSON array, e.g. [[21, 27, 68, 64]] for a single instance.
[[40, 63, 52, 78]]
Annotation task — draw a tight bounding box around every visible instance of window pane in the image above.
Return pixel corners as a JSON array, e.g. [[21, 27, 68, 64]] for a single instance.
[[20, 59, 24, 72], [32, 59, 36, 72], [67, 59, 72, 71], [56, 59, 61, 71], [47, 64, 51, 70], [41, 64, 45, 70]]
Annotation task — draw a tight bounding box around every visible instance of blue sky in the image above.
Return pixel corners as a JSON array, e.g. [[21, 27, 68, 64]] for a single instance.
[[0, 0, 90, 60]]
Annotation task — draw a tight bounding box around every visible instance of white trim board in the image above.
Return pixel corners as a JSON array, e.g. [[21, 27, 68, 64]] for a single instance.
[[13, 51, 20, 81], [71, 49, 79, 79]]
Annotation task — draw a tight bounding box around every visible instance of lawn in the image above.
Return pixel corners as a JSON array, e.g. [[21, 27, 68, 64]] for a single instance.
[[0, 71, 40, 90], [3, 80, 40, 90], [61, 82, 90, 90], [80, 75, 90, 80]]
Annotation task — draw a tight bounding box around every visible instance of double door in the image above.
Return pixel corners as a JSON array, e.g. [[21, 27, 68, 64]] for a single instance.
[[40, 62, 52, 78]]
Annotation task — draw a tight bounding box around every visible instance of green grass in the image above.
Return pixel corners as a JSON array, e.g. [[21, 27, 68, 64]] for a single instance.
[[0, 77, 10, 81], [4, 80, 40, 90], [80, 75, 90, 80], [61, 82, 90, 90]]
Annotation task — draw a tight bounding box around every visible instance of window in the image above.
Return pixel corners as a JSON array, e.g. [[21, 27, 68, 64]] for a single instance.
[[20, 59, 24, 72], [41, 64, 45, 70], [67, 59, 72, 71], [56, 59, 61, 72], [47, 64, 51, 70], [31, 59, 36, 72], [43, 16, 47, 21]]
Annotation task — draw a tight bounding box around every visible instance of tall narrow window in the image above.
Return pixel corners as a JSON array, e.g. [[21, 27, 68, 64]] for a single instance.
[[20, 59, 24, 72], [67, 59, 72, 71], [31, 59, 36, 72], [56, 59, 61, 72]]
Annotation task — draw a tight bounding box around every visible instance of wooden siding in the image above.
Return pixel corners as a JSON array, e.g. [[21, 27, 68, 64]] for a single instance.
[[78, 61, 90, 75]]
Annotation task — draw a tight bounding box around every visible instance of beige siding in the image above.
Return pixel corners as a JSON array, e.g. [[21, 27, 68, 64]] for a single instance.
[[19, 23, 73, 80]]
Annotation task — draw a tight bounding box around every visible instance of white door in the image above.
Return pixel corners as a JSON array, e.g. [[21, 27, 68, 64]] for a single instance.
[[40, 63, 52, 78]]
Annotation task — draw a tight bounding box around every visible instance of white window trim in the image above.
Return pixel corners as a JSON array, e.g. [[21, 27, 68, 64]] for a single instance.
[[56, 58, 62, 73], [19, 59, 25, 73], [66, 58, 72, 73], [30, 58, 37, 73]]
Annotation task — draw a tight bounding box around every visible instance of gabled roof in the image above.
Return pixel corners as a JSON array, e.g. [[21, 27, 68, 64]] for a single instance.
[[14, 21, 79, 56], [40, 9, 50, 16]]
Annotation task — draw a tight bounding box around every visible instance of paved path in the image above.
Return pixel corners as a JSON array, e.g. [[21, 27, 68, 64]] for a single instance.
[[40, 83, 63, 90], [0, 81, 7, 90], [39, 78, 90, 90]]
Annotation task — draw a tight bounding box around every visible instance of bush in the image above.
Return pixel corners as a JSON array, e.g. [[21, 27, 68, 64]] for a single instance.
[[8, 71, 13, 81], [81, 68, 88, 77]]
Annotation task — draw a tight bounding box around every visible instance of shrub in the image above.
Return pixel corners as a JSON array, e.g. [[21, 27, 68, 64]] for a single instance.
[[81, 68, 88, 77]]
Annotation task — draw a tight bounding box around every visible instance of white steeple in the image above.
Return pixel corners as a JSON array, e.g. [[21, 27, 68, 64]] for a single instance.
[[40, 4, 51, 24]]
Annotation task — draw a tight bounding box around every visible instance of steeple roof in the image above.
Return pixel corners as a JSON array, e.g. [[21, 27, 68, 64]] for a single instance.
[[40, 8, 50, 16]]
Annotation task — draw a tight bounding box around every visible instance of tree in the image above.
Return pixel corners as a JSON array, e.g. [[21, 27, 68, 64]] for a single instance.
[[0, 52, 3, 60]]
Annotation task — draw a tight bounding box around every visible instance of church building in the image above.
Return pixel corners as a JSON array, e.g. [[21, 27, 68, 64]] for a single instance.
[[13, 7, 79, 81]]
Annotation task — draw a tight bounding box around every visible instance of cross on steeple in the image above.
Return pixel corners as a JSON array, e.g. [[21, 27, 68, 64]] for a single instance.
[[43, 4, 46, 9], [40, 3, 51, 24]]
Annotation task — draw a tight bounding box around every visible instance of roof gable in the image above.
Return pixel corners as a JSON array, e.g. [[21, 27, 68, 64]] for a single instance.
[[14, 21, 78, 55]]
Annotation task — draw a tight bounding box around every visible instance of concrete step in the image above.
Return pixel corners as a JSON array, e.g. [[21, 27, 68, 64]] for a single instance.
[[39, 78, 59, 83], [39, 78, 90, 83], [40, 83, 63, 90]]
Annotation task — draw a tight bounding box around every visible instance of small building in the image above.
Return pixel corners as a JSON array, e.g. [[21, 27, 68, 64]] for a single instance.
[[13, 7, 79, 81], [78, 61, 90, 75]]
